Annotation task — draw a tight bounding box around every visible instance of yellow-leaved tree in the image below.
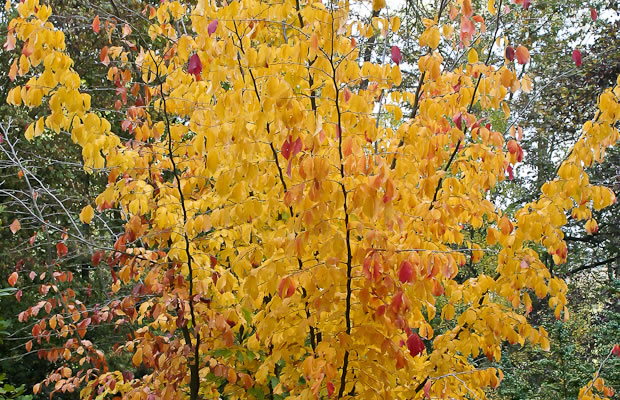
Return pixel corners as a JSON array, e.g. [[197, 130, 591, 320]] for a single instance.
[[5, 0, 619, 398]]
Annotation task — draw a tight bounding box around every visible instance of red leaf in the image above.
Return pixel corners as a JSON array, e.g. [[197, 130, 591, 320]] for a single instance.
[[281, 138, 291, 160], [572, 49, 582, 67], [56, 242, 68, 258], [92, 15, 101, 34], [523, 0, 531, 10], [327, 382, 335, 398], [590, 8, 598, 21], [406, 332, 425, 357], [507, 165, 514, 181], [208, 19, 218, 36], [121, 120, 132, 132], [399, 261, 414, 283], [505, 46, 515, 61], [391, 46, 402, 65], [612, 344, 620, 357], [8, 272, 18, 287], [92, 251, 103, 267], [507, 139, 519, 154], [453, 112, 463, 130], [291, 137, 303, 157], [188, 53, 203, 80]]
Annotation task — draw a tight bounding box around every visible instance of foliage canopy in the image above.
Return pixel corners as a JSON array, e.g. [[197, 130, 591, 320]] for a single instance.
[[3, 0, 620, 399]]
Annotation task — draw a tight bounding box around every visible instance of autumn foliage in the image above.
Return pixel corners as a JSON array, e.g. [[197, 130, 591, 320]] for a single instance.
[[4, 0, 620, 399]]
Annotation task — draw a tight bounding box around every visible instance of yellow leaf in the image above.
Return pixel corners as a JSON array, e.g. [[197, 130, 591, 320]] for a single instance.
[[521, 74, 532, 93], [79, 205, 95, 224], [24, 122, 34, 141], [468, 48, 479, 64], [132, 347, 143, 366], [391, 17, 401, 33], [420, 26, 440, 49], [488, 0, 496, 15], [390, 65, 402, 86]]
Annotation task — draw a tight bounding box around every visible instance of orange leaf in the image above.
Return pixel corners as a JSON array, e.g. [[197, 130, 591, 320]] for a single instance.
[[56, 242, 68, 258], [8, 59, 17, 81], [515, 45, 530, 64], [8, 272, 18, 287], [462, 0, 473, 17], [424, 380, 432, 398], [25, 340, 32, 352], [122, 23, 132, 37], [32, 324, 41, 337], [92, 15, 100, 33], [343, 87, 352, 103], [310, 34, 319, 53], [9, 218, 20, 234], [278, 277, 296, 298], [3, 31, 15, 51], [99, 46, 110, 66]]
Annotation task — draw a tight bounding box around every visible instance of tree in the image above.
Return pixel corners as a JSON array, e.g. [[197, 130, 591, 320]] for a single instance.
[[4, 0, 619, 399], [0, 0, 128, 392], [484, 3, 620, 398]]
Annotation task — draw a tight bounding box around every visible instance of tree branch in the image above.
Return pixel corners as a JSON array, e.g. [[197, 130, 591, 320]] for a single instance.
[[563, 255, 619, 277]]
